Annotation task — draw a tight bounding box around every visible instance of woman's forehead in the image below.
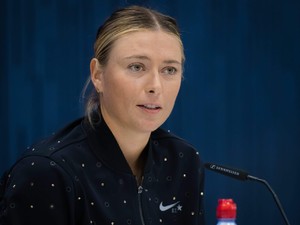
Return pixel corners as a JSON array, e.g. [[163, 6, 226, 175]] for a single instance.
[[109, 30, 183, 61]]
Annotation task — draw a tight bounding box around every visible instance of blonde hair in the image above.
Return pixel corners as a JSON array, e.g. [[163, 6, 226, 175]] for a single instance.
[[82, 5, 185, 125]]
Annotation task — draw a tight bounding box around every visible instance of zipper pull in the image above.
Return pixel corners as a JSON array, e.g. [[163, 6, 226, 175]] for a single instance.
[[138, 185, 143, 194]]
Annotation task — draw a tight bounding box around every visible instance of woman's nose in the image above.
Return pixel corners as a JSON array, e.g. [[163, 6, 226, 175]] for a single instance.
[[145, 71, 162, 94]]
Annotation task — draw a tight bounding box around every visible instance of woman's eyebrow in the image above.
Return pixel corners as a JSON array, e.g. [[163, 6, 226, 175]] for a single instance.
[[163, 59, 181, 65], [123, 55, 181, 65], [123, 55, 150, 61]]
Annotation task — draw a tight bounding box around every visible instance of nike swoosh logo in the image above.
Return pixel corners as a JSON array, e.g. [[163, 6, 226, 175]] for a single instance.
[[159, 201, 180, 211]]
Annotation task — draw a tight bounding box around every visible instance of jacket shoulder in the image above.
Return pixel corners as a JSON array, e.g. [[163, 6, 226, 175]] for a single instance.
[[152, 128, 195, 148], [24, 118, 87, 158], [152, 128, 198, 153]]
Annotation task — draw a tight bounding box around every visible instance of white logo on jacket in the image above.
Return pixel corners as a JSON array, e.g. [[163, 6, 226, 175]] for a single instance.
[[159, 201, 182, 213]]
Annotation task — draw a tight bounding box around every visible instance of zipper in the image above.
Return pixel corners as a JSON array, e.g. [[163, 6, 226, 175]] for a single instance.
[[137, 177, 146, 225]]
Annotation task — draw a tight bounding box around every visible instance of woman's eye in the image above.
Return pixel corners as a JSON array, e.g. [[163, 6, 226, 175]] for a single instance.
[[163, 67, 177, 75], [128, 64, 144, 72]]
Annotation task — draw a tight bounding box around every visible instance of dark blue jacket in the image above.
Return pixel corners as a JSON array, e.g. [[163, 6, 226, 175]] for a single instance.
[[0, 117, 205, 225]]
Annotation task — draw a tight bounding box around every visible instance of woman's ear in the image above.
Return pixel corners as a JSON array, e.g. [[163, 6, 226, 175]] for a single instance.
[[90, 58, 103, 93]]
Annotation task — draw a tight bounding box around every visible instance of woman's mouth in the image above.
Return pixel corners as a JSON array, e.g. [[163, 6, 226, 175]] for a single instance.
[[137, 104, 162, 110]]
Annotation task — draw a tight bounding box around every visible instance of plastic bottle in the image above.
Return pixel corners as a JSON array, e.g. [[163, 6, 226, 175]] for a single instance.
[[216, 199, 237, 225]]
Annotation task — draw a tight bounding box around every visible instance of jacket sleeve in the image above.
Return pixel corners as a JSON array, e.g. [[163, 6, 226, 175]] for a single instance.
[[0, 155, 78, 225]]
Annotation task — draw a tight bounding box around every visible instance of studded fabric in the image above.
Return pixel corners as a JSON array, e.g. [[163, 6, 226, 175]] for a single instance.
[[0, 117, 205, 225]]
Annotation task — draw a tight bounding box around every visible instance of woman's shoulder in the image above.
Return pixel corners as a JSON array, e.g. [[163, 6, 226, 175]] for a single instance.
[[151, 128, 201, 160], [150, 128, 204, 176], [12, 117, 94, 171], [25, 118, 87, 156], [152, 128, 197, 150], [2, 118, 91, 188]]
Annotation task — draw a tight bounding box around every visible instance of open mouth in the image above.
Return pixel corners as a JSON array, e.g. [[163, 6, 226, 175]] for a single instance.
[[137, 104, 162, 110]]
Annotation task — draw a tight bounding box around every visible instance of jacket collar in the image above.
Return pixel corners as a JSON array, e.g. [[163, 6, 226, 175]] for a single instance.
[[82, 116, 154, 176]]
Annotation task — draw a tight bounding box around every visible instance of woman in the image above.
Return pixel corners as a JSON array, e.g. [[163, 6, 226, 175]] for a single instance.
[[0, 5, 205, 225]]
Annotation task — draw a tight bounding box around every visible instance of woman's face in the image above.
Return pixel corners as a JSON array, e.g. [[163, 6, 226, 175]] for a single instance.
[[92, 30, 183, 134]]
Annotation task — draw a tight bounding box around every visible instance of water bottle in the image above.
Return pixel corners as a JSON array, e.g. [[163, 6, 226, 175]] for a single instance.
[[216, 199, 237, 225]]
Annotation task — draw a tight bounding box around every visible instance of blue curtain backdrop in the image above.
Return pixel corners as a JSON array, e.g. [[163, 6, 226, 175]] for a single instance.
[[1, 0, 299, 224]]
